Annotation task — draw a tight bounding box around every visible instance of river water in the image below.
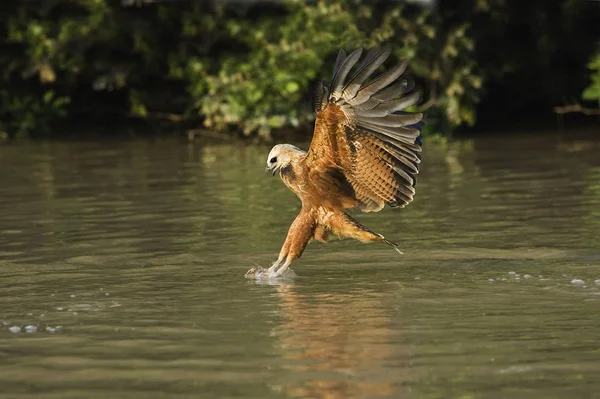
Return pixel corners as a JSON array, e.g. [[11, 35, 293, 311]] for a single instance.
[[1, 131, 600, 398]]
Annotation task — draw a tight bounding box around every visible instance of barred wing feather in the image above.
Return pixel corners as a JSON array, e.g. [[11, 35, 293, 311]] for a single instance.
[[307, 47, 423, 212]]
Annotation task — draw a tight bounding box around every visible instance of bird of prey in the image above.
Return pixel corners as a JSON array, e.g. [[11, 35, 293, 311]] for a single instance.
[[247, 47, 423, 278]]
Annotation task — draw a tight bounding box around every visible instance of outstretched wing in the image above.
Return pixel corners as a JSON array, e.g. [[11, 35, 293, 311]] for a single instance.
[[305, 47, 423, 212]]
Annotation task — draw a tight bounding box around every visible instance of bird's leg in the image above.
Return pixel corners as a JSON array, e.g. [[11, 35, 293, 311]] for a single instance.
[[272, 257, 293, 277], [270, 211, 315, 277], [266, 234, 291, 273], [271, 232, 312, 277], [267, 254, 286, 273], [244, 245, 287, 278]]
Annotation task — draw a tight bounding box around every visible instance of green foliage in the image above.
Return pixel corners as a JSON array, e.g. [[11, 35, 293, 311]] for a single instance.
[[582, 52, 600, 105], [0, 90, 70, 138], [372, 7, 482, 129], [0, 0, 179, 137], [173, 0, 482, 138], [0, 0, 483, 139], [0, 0, 596, 139], [180, 2, 364, 138]]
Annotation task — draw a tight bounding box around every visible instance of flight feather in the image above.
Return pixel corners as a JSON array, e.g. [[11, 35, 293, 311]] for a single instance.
[[305, 47, 423, 212]]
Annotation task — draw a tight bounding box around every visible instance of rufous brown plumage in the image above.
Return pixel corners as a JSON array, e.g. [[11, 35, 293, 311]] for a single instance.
[[246, 47, 424, 278]]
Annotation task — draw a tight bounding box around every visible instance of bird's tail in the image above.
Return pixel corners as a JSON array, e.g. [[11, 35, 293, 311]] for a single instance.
[[381, 236, 403, 255], [333, 212, 404, 255]]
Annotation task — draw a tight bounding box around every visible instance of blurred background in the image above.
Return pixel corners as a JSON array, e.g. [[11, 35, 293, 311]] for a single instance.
[[1, 0, 599, 141]]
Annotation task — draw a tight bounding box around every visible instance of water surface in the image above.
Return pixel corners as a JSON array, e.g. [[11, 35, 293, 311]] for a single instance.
[[1, 132, 600, 398]]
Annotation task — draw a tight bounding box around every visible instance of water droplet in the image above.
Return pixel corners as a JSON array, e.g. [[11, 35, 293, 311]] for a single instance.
[[571, 279, 585, 285]]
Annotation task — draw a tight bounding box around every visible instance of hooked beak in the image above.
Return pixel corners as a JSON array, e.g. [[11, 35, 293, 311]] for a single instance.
[[265, 165, 277, 176]]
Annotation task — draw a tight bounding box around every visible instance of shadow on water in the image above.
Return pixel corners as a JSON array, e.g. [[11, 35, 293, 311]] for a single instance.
[[1, 130, 600, 398]]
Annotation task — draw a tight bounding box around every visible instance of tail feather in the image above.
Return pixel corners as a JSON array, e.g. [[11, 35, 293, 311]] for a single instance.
[[336, 212, 404, 255], [381, 236, 404, 255]]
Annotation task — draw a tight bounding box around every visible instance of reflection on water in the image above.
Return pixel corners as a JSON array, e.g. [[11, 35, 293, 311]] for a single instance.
[[1, 131, 600, 398], [273, 285, 399, 399]]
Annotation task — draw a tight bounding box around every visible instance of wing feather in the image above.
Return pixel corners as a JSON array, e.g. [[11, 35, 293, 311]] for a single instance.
[[359, 110, 423, 127], [305, 47, 424, 212], [373, 80, 411, 101], [330, 48, 363, 100], [331, 49, 347, 81], [347, 61, 408, 106], [356, 92, 422, 118], [342, 47, 391, 100]]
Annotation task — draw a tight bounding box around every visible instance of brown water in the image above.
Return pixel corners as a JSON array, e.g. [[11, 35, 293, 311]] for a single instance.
[[1, 132, 600, 399]]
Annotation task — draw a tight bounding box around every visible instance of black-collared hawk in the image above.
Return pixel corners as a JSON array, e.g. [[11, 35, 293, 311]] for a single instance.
[[246, 47, 424, 278]]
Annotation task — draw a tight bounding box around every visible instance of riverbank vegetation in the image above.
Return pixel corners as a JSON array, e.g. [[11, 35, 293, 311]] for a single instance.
[[0, 0, 598, 140]]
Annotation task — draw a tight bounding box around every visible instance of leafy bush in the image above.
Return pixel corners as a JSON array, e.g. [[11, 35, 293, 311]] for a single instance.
[[583, 52, 600, 106], [171, 1, 483, 138], [0, 0, 596, 140]]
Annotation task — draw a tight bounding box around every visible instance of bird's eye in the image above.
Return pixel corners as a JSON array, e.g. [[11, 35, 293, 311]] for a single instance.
[[270, 157, 277, 163]]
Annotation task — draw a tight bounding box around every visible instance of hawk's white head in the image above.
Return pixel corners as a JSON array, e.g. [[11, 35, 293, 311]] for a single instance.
[[265, 144, 306, 176]]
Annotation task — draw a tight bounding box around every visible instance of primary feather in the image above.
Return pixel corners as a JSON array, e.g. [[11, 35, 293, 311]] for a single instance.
[[306, 47, 423, 212]]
